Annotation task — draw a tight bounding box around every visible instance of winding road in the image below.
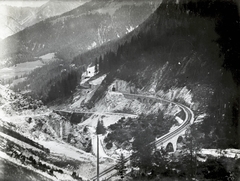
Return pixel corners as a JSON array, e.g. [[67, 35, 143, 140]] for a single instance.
[[90, 93, 194, 181]]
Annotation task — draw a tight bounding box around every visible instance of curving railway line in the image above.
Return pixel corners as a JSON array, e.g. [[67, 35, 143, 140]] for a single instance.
[[91, 94, 194, 181]]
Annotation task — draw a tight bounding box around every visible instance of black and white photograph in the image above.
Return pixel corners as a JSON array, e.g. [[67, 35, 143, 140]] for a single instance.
[[0, 0, 240, 180]]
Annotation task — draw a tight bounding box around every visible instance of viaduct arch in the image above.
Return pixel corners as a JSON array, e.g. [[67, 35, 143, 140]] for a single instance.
[[122, 92, 192, 152]]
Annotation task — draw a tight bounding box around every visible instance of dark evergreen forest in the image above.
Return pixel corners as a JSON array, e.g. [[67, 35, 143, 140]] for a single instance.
[[13, 60, 82, 103]]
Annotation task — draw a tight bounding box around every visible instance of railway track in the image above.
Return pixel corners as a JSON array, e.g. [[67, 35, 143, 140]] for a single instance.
[[90, 94, 194, 181]]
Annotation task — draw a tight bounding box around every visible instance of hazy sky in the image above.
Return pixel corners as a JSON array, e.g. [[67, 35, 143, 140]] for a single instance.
[[0, 1, 48, 7]]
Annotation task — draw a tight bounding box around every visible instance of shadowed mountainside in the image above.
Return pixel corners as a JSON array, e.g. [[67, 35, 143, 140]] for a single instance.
[[76, 0, 240, 149]]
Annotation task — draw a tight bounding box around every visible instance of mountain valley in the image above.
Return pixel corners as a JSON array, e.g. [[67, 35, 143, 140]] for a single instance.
[[0, 0, 240, 181]]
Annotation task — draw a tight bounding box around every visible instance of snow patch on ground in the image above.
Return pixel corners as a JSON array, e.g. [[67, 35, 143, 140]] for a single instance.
[[39, 53, 56, 63], [38, 140, 94, 162], [200, 149, 240, 159], [87, 41, 97, 50], [91, 134, 111, 159], [80, 113, 124, 128], [89, 74, 106, 86], [195, 113, 207, 123], [126, 26, 134, 33], [10, 77, 27, 87]]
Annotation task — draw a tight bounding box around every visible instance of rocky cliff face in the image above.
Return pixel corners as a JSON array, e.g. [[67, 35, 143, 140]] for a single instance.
[[0, 84, 92, 152], [47, 116, 92, 151]]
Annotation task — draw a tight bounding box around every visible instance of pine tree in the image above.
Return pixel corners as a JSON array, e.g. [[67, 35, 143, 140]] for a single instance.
[[96, 120, 106, 135], [98, 56, 103, 73], [116, 153, 127, 180], [85, 140, 92, 153], [152, 147, 168, 175], [94, 58, 98, 73], [183, 124, 203, 178], [131, 128, 156, 173]]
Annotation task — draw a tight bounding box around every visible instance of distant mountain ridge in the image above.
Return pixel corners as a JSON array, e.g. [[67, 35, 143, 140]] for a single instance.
[[0, 1, 87, 40], [0, 0, 161, 67], [0, 5, 36, 39], [21, 0, 88, 27]]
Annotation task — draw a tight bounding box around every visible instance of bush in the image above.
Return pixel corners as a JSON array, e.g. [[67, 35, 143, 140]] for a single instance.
[[197, 159, 229, 180], [83, 126, 88, 132], [104, 113, 172, 148], [49, 169, 54, 175], [57, 169, 64, 174], [29, 156, 33, 161], [32, 159, 37, 165], [27, 117, 32, 123], [72, 171, 77, 178], [108, 123, 120, 131], [106, 142, 113, 149]]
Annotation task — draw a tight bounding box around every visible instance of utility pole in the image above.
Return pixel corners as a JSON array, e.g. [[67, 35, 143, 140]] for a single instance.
[[97, 135, 100, 181], [186, 127, 193, 179], [190, 134, 193, 179]]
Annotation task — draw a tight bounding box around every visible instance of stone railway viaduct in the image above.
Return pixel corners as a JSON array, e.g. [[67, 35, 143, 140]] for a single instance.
[[55, 92, 194, 153], [122, 92, 194, 152], [90, 92, 194, 180]]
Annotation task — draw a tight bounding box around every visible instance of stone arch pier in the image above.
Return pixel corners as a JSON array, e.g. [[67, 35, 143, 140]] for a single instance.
[[158, 130, 187, 152]]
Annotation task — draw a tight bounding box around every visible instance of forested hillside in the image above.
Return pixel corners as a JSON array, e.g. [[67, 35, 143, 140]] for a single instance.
[[12, 60, 82, 103], [76, 0, 240, 149]]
